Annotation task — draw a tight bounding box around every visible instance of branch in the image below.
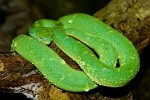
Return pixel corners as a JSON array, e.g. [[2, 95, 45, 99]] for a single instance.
[[94, 0, 150, 53]]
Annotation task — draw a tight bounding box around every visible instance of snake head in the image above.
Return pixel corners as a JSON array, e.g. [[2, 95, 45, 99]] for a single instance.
[[29, 19, 59, 44], [29, 19, 64, 44], [29, 27, 53, 44]]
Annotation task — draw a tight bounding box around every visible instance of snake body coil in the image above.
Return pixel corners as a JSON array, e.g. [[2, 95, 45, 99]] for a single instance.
[[11, 13, 140, 92]]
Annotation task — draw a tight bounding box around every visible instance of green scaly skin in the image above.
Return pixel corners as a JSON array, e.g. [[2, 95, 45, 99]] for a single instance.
[[11, 13, 140, 92]]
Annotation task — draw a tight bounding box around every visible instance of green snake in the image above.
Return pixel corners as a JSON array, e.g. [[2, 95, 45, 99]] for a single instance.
[[11, 13, 140, 92]]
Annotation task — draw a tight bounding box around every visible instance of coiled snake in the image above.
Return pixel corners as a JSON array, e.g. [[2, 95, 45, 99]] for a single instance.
[[11, 13, 140, 92]]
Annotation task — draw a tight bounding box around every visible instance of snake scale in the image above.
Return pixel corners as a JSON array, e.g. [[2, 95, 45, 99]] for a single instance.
[[11, 13, 140, 92]]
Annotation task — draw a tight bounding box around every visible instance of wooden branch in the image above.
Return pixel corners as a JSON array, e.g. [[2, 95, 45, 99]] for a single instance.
[[0, 43, 133, 100], [94, 0, 150, 53]]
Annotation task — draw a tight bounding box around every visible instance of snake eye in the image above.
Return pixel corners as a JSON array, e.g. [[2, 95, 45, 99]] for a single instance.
[[29, 28, 37, 37]]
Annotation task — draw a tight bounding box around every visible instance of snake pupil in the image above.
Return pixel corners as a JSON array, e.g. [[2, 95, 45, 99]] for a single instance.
[[115, 59, 120, 67]]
